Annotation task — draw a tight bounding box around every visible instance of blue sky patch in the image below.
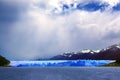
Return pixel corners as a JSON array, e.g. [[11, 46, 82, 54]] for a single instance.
[[61, 2, 109, 13], [113, 3, 120, 11], [76, 2, 108, 12]]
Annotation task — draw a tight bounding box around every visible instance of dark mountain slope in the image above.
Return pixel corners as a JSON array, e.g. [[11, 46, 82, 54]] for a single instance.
[[0, 55, 10, 66], [50, 44, 120, 60]]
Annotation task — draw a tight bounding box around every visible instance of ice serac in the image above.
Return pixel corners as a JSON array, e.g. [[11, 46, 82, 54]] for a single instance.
[[50, 43, 120, 60], [10, 60, 114, 67]]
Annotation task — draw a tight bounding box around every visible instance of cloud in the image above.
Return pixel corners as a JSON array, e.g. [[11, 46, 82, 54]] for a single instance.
[[101, 0, 120, 6], [113, 3, 120, 11], [104, 31, 120, 39], [0, 0, 120, 60]]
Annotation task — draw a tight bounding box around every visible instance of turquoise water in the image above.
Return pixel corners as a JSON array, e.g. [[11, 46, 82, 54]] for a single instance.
[[10, 60, 114, 67]]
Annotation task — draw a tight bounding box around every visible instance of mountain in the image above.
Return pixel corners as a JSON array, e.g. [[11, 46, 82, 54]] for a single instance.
[[50, 44, 120, 60], [0, 55, 10, 66], [104, 60, 120, 66]]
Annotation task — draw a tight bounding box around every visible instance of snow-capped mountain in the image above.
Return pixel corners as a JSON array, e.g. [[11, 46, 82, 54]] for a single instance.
[[102, 44, 120, 51], [80, 49, 100, 54], [50, 43, 120, 60]]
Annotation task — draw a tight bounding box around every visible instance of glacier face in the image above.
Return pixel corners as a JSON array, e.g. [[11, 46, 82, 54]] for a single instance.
[[10, 60, 114, 67]]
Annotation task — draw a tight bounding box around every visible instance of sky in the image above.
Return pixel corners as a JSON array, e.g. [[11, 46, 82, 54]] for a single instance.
[[0, 0, 120, 60]]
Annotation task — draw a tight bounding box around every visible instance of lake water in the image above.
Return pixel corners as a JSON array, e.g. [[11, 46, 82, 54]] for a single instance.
[[0, 67, 120, 80]]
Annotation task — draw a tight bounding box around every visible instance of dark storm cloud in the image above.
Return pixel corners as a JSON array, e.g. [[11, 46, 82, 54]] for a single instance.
[[0, 1, 27, 59], [0, 1, 25, 37], [0, 2, 20, 24], [104, 32, 120, 39], [0, 2, 18, 50]]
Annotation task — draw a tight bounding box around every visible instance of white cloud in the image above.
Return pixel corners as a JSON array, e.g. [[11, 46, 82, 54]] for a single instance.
[[1, 0, 120, 60], [101, 0, 120, 6]]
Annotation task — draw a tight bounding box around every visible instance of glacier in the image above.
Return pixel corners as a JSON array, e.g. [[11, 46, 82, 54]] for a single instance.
[[10, 60, 114, 67]]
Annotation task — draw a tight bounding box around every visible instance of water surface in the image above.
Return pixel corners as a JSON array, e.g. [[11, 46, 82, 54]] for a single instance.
[[0, 67, 120, 80]]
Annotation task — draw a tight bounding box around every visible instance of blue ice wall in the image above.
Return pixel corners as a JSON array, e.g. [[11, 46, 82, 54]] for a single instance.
[[10, 60, 114, 67]]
